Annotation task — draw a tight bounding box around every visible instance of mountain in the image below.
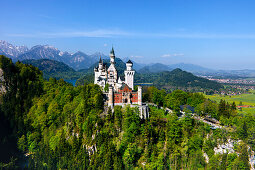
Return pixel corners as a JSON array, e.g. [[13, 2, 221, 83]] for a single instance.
[[2, 41, 253, 78], [122, 57, 146, 70], [135, 68, 223, 90], [18, 45, 64, 61], [138, 63, 172, 73], [21, 59, 81, 80], [22, 59, 75, 74], [169, 63, 214, 73], [18, 45, 98, 70], [68, 51, 95, 70], [0, 41, 108, 70], [138, 63, 214, 74], [0, 40, 28, 58]]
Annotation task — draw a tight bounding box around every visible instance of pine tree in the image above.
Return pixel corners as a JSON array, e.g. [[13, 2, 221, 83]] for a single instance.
[[218, 99, 226, 118], [231, 102, 237, 110], [239, 121, 248, 140]]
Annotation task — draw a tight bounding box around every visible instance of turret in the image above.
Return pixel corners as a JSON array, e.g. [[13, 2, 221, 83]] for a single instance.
[[126, 60, 133, 71], [124, 60, 135, 90], [110, 47, 115, 64], [99, 56, 103, 70]]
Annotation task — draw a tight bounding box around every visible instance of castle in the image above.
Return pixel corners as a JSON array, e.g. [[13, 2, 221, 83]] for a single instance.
[[94, 48, 148, 118]]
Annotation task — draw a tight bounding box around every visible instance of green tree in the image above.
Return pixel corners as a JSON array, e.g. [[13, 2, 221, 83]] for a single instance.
[[233, 143, 250, 170], [104, 83, 109, 92], [238, 121, 248, 140], [17, 135, 26, 152]]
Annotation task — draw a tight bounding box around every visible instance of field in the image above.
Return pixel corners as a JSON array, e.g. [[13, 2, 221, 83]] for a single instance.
[[238, 107, 255, 115], [205, 90, 255, 115], [205, 91, 255, 106]]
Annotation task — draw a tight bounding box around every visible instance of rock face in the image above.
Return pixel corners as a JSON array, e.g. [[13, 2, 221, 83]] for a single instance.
[[213, 139, 255, 169], [249, 146, 255, 170], [0, 68, 6, 94], [214, 139, 237, 154]]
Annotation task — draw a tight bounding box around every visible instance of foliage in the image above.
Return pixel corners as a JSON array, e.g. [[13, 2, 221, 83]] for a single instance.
[[0, 55, 254, 169]]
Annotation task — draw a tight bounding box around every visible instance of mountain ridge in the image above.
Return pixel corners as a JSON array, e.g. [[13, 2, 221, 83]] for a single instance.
[[1, 40, 255, 77], [0, 41, 107, 70]]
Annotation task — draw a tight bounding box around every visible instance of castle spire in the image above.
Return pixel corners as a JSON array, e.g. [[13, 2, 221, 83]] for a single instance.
[[110, 46, 115, 64], [110, 46, 115, 56], [99, 56, 103, 63]]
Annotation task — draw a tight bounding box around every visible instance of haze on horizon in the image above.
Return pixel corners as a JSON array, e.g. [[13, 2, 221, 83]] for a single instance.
[[1, 0, 255, 70]]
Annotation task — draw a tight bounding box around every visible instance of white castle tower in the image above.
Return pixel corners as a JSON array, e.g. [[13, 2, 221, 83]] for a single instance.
[[107, 47, 118, 88], [124, 60, 135, 90], [94, 56, 107, 88]]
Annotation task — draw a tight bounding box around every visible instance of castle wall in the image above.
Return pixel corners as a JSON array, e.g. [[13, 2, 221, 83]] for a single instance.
[[108, 86, 114, 108], [113, 92, 138, 104], [138, 86, 142, 106]]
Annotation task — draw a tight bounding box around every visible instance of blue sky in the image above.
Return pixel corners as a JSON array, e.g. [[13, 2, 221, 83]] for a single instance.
[[1, 0, 255, 69]]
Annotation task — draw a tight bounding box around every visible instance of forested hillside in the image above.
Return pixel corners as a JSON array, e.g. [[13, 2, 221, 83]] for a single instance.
[[0, 55, 254, 169], [135, 69, 223, 91], [22, 59, 79, 80], [77, 68, 223, 92]]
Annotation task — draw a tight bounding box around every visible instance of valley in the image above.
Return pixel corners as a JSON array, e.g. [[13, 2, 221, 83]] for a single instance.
[[1, 0, 255, 169], [0, 43, 254, 169]]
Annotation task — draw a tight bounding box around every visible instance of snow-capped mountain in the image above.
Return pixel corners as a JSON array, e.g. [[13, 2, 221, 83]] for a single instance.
[[18, 45, 102, 70], [18, 45, 64, 61], [0, 41, 106, 70], [0, 40, 29, 58]]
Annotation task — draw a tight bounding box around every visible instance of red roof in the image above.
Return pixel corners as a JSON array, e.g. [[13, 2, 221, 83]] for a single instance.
[[237, 105, 250, 108]]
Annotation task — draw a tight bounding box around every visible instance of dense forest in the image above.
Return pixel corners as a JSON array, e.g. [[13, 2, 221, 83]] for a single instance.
[[0, 55, 254, 169]]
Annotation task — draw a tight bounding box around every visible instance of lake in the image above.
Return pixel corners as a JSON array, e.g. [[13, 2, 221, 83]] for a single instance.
[[65, 79, 77, 86]]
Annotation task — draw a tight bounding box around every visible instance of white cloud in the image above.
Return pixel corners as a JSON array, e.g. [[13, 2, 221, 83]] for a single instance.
[[161, 54, 171, 58], [7, 29, 132, 38], [130, 55, 144, 58], [103, 43, 108, 47], [161, 53, 184, 58], [7, 29, 255, 39]]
